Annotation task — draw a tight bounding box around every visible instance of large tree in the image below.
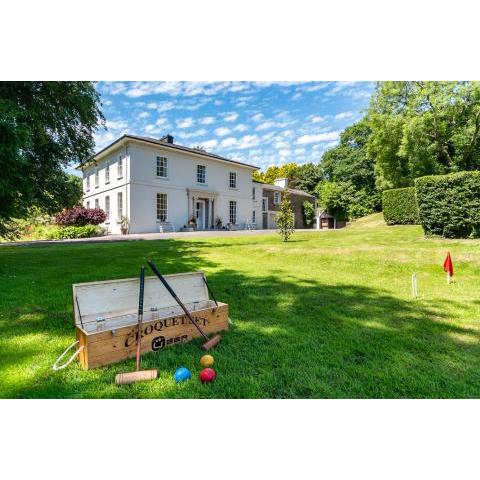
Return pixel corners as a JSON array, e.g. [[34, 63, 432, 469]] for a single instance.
[[367, 81, 480, 189], [253, 163, 299, 185], [0, 82, 104, 236], [317, 119, 380, 219]]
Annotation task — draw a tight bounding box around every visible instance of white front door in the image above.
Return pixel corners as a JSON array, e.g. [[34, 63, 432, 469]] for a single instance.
[[196, 200, 205, 230]]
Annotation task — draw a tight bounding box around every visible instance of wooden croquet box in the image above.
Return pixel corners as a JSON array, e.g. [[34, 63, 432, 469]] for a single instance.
[[72, 272, 229, 369]]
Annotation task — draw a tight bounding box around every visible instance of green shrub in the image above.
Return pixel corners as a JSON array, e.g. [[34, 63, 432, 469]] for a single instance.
[[302, 201, 315, 226], [382, 187, 419, 225], [46, 225, 103, 239], [415, 171, 480, 238]]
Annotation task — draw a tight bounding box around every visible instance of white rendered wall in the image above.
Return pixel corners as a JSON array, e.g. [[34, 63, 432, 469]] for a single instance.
[[82, 144, 131, 234], [127, 142, 255, 233]]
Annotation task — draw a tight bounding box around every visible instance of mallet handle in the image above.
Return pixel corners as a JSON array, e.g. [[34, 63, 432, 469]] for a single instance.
[[136, 266, 145, 371], [147, 260, 210, 342]]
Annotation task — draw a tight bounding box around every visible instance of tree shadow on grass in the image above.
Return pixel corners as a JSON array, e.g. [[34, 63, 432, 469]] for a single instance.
[[1, 240, 480, 398]]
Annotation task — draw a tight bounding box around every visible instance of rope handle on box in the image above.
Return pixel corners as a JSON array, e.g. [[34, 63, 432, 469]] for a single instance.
[[52, 340, 84, 371]]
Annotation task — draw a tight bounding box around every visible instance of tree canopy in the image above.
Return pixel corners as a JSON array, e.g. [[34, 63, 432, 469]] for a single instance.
[[254, 81, 480, 222], [0, 81, 104, 236], [367, 81, 480, 189]]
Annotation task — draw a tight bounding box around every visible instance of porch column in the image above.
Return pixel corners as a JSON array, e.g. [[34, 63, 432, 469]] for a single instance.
[[211, 199, 215, 228]]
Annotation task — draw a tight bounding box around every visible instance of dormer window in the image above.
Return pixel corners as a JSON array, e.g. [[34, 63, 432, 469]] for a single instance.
[[156, 156, 168, 178]]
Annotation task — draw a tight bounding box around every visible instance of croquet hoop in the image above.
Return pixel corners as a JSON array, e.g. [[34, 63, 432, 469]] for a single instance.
[[52, 340, 84, 371]]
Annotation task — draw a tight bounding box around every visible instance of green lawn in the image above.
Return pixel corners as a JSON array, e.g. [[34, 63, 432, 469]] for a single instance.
[[1, 214, 480, 398]]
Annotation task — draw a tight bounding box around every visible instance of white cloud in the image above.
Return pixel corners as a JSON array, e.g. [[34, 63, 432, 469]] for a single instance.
[[214, 127, 230, 137], [279, 149, 292, 158], [251, 113, 264, 122], [335, 111, 356, 120], [311, 115, 325, 123], [177, 117, 195, 129], [177, 128, 207, 139], [237, 135, 260, 149], [224, 112, 239, 122], [221, 137, 237, 148], [145, 124, 161, 134], [262, 133, 275, 143], [106, 119, 128, 130], [157, 101, 175, 112], [155, 117, 168, 126], [234, 124, 248, 132], [200, 116, 215, 125], [292, 92, 302, 101], [201, 139, 218, 149], [296, 131, 341, 145], [274, 140, 288, 149], [94, 131, 116, 150], [255, 121, 275, 131], [137, 111, 150, 119]]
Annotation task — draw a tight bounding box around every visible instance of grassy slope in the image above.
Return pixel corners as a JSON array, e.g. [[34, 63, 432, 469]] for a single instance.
[[1, 214, 479, 398]]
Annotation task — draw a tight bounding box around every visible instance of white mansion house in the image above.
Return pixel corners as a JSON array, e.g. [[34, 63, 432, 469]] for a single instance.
[[79, 134, 261, 234]]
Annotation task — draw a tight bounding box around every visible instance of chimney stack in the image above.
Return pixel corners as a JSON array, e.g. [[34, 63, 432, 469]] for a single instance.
[[274, 177, 288, 188], [160, 134, 174, 144]]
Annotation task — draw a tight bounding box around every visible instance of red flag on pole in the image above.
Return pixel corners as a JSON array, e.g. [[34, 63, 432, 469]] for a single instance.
[[443, 252, 454, 277]]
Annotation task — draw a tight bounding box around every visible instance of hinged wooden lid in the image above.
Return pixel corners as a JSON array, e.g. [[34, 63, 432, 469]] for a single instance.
[[72, 271, 208, 327]]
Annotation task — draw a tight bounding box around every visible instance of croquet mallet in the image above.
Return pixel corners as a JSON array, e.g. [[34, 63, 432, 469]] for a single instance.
[[115, 265, 158, 385], [147, 260, 221, 351]]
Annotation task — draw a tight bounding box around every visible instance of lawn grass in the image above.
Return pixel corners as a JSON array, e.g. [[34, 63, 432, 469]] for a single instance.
[[1, 213, 480, 398]]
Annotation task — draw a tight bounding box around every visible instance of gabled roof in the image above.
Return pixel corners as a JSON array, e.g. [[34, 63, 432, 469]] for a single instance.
[[254, 180, 316, 198], [77, 134, 259, 170]]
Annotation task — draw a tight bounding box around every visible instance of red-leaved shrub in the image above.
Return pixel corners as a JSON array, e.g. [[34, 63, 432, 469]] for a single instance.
[[55, 206, 106, 226]]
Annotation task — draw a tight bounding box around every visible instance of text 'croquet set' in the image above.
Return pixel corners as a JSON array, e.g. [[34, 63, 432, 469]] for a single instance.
[[53, 262, 229, 371]]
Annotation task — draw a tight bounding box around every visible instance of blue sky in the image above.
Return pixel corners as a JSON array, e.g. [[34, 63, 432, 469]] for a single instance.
[[91, 81, 374, 172]]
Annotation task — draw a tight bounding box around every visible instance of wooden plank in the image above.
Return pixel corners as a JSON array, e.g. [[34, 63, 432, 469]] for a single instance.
[[73, 272, 209, 328], [84, 305, 229, 369]]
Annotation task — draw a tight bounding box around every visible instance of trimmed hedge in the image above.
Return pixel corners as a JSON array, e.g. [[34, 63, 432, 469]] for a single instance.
[[415, 171, 480, 238], [47, 225, 103, 240], [382, 187, 419, 225]]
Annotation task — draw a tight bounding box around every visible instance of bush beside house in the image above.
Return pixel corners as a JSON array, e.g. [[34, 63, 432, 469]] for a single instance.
[[382, 187, 419, 225], [415, 171, 480, 238]]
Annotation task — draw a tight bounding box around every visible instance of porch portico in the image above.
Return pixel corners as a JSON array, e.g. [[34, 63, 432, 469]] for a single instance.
[[186, 188, 218, 230]]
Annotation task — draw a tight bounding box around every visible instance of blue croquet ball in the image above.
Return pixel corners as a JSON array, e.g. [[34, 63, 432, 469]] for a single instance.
[[174, 367, 191, 383]]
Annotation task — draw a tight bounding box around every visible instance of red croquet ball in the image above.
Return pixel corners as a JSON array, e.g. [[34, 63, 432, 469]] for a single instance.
[[199, 368, 216, 383]]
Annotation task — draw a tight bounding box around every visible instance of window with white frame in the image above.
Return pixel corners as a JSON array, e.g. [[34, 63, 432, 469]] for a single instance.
[[95, 198, 99, 209], [229, 172, 237, 189], [252, 187, 256, 200], [156, 156, 168, 178], [117, 192, 123, 220], [229, 201, 237, 224], [105, 164, 110, 183], [117, 155, 124, 178], [105, 196, 110, 221], [262, 197, 268, 212], [86, 201, 90, 209], [197, 165, 206, 184], [274, 191, 281, 205], [86, 175, 90, 191], [156, 193, 168, 221], [252, 210, 256, 223], [95, 170, 99, 188]]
